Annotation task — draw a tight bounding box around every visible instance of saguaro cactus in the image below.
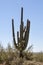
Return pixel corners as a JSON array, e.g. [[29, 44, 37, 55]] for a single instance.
[[12, 7, 30, 57]]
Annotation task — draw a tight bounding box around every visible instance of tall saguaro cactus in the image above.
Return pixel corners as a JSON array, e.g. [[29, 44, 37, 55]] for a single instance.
[[12, 7, 30, 57]]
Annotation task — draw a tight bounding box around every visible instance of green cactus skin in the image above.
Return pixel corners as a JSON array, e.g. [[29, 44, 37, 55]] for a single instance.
[[12, 7, 30, 57]]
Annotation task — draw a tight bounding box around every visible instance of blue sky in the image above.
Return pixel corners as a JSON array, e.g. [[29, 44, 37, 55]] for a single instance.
[[0, 0, 43, 52]]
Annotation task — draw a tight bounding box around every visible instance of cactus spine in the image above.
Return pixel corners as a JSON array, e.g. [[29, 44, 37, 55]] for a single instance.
[[12, 7, 30, 57]]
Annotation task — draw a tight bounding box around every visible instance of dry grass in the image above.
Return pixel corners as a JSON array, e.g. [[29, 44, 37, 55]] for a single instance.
[[0, 46, 43, 65]]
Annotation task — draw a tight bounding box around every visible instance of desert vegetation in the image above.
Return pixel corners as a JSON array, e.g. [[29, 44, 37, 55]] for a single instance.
[[0, 44, 43, 65], [0, 7, 43, 65]]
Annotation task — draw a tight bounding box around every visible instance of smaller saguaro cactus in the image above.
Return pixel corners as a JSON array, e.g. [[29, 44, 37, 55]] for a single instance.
[[12, 7, 30, 57]]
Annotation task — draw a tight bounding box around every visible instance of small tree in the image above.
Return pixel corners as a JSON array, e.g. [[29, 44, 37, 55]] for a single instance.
[[12, 7, 30, 57]]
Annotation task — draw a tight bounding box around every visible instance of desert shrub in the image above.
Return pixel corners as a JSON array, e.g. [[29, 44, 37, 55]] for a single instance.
[[5, 59, 11, 65], [0, 44, 6, 63], [23, 61, 41, 65], [35, 52, 43, 62], [0, 56, 4, 64], [11, 57, 24, 65], [0, 51, 8, 64], [23, 51, 33, 60]]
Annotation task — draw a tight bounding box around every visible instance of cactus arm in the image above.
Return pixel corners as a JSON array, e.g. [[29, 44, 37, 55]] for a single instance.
[[21, 7, 23, 22], [20, 7, 24, 41], [23, 19, 30, 49], [12, 19, 17, 48], [26, 19, 30, 42], [17, 31, 20, 44], [25, 19, 30, 46]]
